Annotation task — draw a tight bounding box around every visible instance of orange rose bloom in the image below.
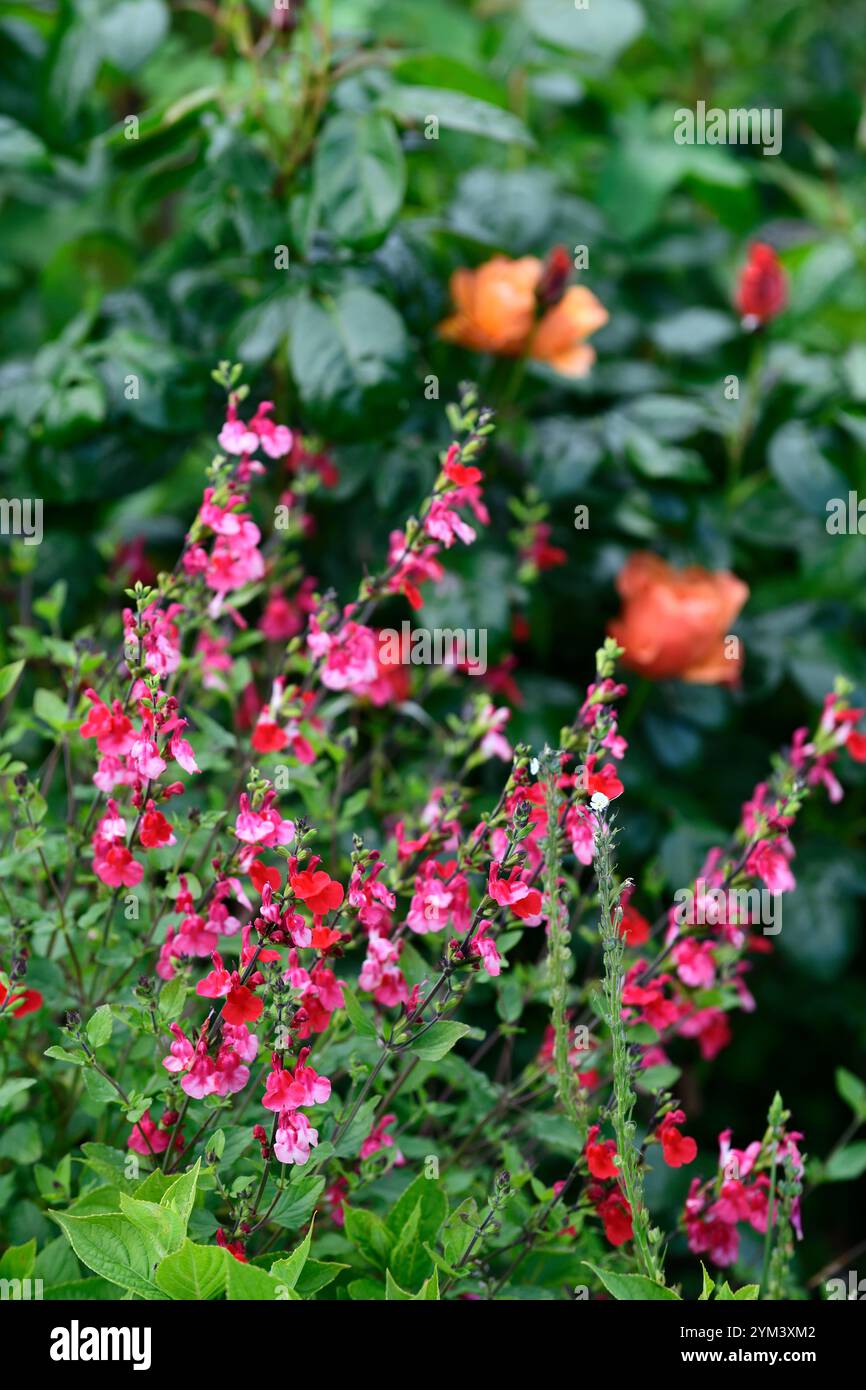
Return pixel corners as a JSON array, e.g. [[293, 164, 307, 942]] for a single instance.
[[439, 256, 607, 378], [608, 553, 749, 685], [528, 285, 609, 377]]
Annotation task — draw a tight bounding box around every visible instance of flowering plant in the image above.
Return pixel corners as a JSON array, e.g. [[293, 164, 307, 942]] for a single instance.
[[0, 372, 863, 1304]]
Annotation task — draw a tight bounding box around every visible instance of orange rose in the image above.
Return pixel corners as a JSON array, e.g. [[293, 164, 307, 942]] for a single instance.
[[529, 284, 609, 378], [608, 552, 748, 684], [439, 255, 607, 378], [439, 256, 540, 355]]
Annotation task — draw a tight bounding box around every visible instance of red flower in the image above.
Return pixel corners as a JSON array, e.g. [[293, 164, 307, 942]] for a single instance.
[[223, 984, 264, 1026], [290, 869, 344, 915], [846, 729, 866, 762], [311, 923, 343, 952], [140, 806, 174, 849], [583, 759, 624, 801], [443, 444, 483, 488], [216, 1228, 248, 1262], [735, 243, 787, 324], [250, 859, 281, 893], [598, 1192, 633, 1247], [511, 887, 543, 920], [620, 902, 651, 946], [0, 981, 43, 1019], [585, 1125, 619, 1180], [252, 719, 288, 753], [657, 1109, 698, 1168]]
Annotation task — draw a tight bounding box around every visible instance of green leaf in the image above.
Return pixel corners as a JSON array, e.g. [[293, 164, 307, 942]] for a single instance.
[[295, 1258, 349, 1297], [312, 111, 406, 250], [0, 660, 24, 700], [225, 1256, 299, 1300], [385, 1267, 440, 1299], [380, 86, 533, 147], [86, 1004, 114, 1049], [0, 1120, 42, 1164], [287, 287, 408, 439], [118, 1194, 185, 1260], [825, 1144, 866, 1182], [51, 1211, 165, 1300], [159, 975, 188, 1022], [386, 1173, 448, 1247], [0, 1239, 36, 1280], [637, 1063, 682, 1092], [343, 1205, 393, 1271], [698, 1262, 714, 1300], [155, 1240, 227, 1300], [348, 1276, 385, 1300], [650, 308, 737, 357], [44, 1045, 88, 1068], [269, 1216, 315, 1291], [441, 1197, 478, 1268], [96, 0, 169, 73], [768, 420, 846, 518], [269, 1175, 325, 1230], [583, 1262, 681, 1300], [0, 1077, 37, 1108], [160, 1158, 201, 1228], [342, 985, 379, 1039], [523, 0, 645, 64], [388, 1202, 428, 1292], [332, 1097, 379, 1159], [43, 1276, 124, 1300], [79, 1142, 128, 1185], [836, 1068, 866, 1120], [407, 1021, 471, 1061]]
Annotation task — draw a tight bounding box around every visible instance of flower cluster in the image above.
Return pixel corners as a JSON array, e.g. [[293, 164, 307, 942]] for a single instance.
[[261, 1049, 332, 1166], [685, 1126, 804, 1267]]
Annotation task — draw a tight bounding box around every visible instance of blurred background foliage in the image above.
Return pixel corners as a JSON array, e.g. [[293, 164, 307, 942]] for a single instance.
[[1, 0, 865, 1285]]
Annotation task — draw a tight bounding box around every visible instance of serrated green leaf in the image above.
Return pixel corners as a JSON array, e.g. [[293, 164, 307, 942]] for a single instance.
[[583, 1262, 681, 1300]]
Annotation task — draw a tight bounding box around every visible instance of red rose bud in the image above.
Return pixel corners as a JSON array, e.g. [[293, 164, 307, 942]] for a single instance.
[[536, 244, 572, 308], [735, 242, 787, 326]]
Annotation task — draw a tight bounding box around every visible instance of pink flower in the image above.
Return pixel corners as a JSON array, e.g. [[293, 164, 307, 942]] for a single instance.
[[386, 529, 445, 609], [79, 690, 135, 755], [274, 1110, 319, 1165], [349, 857, 396, 934], [672, 939, 716, 989], [406, 860, 471, 935], [478, 702, 512, 762], [308, 617, 379, 693], [250, 401, 293, 459], [218, 403, 259, 456], [745, 838, 796, 894], [234, 792, 295, 847], [128, 1109, 173, 1156], [470, 922, 501, 976], [676, 1007, 731, 1060], [360, 1113, 404, 1164], [262, 1051, 331, 1111], [565, 802, 596, 865], [359, 932, 409, 1006], [169, 725, 200, 775], [424, 495, 477, 548], [93, 841, 143, 888]]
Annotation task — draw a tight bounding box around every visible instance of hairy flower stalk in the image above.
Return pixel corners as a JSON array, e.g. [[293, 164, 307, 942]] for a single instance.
[[594, 807, 665, 1285], [541, 748, 582, 1136], [761, 1092, 804, 1300]]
